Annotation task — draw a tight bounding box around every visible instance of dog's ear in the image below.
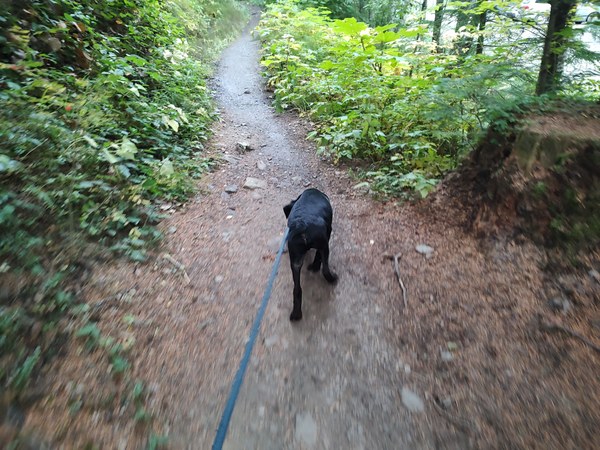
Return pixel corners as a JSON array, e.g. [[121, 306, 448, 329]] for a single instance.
[[283, 200, 296, 218]]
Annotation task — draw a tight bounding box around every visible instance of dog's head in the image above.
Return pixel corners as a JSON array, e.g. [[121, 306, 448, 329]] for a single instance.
[[283, 198, 296, 218]]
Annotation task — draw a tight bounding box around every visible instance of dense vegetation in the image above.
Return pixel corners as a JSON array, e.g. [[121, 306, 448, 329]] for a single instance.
[[0, 0, 246, 420], [256, 0, 599, 197]]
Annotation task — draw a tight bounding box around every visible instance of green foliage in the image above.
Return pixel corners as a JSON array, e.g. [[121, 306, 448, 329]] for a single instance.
[[8, 346, 41, 393], [256, 0, 540, 196], [1, 0, 245, 271], [0, 0, 246, 419], [147, 434, 169, 450], [257, 0, 598, 197]]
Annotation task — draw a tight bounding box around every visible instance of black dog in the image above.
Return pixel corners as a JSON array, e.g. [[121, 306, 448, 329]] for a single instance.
[[283, 188, 338, 321]]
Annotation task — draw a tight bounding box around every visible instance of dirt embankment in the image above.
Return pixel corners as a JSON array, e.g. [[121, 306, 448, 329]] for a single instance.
[[452, 104, 600, 251]]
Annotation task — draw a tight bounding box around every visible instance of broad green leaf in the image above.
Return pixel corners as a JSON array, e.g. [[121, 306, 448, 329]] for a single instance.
[[159, 159, 174, 176], [319, 60, 335, 70], [117, 138, 137, 160], [162, 115, 179, 132], [101, 149, 119, 164], [332, 18, 368, 36], [0, 154, 21, 172], [83, 135, 98, 148], [125, 54, 148, 66], [117, 164, 130, 178]]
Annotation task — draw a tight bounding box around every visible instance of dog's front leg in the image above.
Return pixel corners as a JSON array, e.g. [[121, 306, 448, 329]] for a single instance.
[[290, 254, 304, 321], [320, 245, 338, 284]]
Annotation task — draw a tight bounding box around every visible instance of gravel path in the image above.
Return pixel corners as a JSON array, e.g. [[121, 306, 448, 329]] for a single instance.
[[179, 11, 420, 449]]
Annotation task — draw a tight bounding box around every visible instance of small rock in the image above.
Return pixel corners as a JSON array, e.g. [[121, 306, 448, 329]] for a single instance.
[[243, 177, 267, 190], [264, 335, 278, 348], [295, 412, 317, 447], [404, 364, 411, 374], [198, 319, 214, 331], [441, 397, 452, 410], [221, 154, 240, 164], [440, 350, 453, 362], [401, 387, 424, 413], [447, 341, 458, 351], [303, 180, 311, 187], [243, 89, 251, 94], [214, 275, 224, 284], [168, 226, 177, 234], [257, 160, 267, 171], [160, 203, 172, 211], [292, 176, 302, 184], [224, 185, 238, 194], [69, 383, 85, 401], [589, 269, 600, 283], [415, 244, 434, 257], [220, 192, 230, 201], [548, 296, 572, 313], [236, 141, 253, 152]]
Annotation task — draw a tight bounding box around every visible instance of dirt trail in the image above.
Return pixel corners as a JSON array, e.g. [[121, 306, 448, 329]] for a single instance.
[[22, 10, 600, 450], [164, 12, 418, 448]]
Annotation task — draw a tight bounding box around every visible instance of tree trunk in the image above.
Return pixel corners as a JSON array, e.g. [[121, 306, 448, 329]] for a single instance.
[[475, 11, 486, 54], [536, 0, 577, 95], [432, 0, 445, 50], [453, 1, 475, 55]]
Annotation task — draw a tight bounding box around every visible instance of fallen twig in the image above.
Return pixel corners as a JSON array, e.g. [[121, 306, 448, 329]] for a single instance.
[[161, 253, 191, 284], [384, 253, 407, 308], [393, 253, 407, 308], [541, 320, 600, 354]]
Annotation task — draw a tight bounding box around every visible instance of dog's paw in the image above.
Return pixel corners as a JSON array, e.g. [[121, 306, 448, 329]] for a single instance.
[[289, 310, 303, 321], [324, 272, 338, 284], [307, 262, 321, 272]]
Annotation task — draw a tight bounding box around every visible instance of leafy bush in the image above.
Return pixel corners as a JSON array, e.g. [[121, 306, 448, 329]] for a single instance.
[[255, 1, 546, 197], [0, 0, 246, 406], [1, 0, 246, 268]]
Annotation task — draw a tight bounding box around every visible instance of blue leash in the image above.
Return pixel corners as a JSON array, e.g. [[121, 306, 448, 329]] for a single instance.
[[212, 227, 290, 450]]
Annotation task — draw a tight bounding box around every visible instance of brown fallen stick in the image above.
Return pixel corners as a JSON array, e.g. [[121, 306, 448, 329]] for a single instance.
[[384, 253, 407, 308], [161, 253, 191, 284], [541, 320, 600, 354]]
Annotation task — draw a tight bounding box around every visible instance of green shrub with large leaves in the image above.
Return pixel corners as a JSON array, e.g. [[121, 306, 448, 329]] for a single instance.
[[256, 0, 543, 197]]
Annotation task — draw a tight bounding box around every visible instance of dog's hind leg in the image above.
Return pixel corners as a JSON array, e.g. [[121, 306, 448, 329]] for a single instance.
[[289, 254, 304, 321], [307, 251, 322, 272], [320, 245, 338, 284]]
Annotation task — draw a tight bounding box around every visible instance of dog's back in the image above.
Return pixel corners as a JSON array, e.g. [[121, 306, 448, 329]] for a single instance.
[[286, 189, 332, 252]]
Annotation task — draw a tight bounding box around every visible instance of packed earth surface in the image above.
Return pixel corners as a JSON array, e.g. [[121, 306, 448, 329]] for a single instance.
[[18, 10, 600, 450]]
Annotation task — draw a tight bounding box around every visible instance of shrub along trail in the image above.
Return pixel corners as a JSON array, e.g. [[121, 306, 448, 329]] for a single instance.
[[22, 10, 600, 450]]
